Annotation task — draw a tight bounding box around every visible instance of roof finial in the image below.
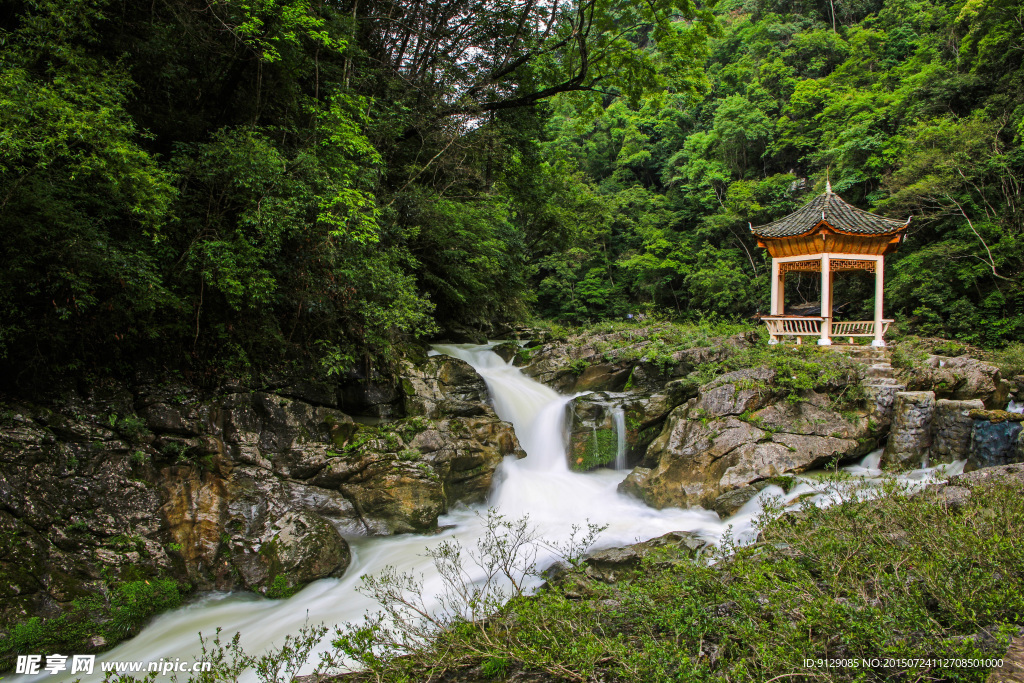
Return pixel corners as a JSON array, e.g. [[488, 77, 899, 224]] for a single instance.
[[825, 166, 832, 194]]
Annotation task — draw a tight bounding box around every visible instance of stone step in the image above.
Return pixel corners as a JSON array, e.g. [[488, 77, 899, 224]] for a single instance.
[[862, 378, 904, 388], [864, 362, 893, 378]]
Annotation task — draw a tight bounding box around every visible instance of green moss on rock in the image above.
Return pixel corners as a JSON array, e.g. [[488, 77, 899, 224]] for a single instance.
[[570, 428, 619, 471]]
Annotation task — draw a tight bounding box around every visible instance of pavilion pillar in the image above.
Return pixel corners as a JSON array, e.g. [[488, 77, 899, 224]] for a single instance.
[[770, 259, 780, 315], [818, 253, 832, 345], [873, 255, 885, 347], [768, 259, 781, 344]]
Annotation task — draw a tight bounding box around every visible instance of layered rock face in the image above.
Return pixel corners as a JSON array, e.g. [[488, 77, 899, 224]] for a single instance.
[[517, 331, 1014, 517], [618, 366, 882, 515], [517, 327, 756, 393], [0, 353, 522, 634]]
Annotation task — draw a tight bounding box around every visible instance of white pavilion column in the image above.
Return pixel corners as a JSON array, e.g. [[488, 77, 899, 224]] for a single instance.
[[768, 258, 780, 344], [770, 259, 780, 314], [873, 255, 885, 347], [818, 253, 832, 345]]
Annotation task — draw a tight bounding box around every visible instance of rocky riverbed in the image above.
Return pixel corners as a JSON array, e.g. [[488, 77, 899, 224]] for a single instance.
[[1, 326, 1022, 667]]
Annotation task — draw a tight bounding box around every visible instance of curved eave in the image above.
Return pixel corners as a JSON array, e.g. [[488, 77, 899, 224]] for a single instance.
[[752, 219, 910, 242]]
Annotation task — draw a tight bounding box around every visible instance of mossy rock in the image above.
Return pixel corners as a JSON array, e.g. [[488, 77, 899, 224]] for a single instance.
[[569, 428, 619, 472], [492, 341, 520, 363]]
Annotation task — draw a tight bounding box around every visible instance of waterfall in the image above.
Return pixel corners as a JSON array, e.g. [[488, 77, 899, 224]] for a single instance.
[[17, 343, 968, 682], [612, 406, 627, 470]]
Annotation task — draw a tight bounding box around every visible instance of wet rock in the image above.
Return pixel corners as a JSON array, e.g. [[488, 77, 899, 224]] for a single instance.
[[491, 341, 520, 364], [902, 355, 1009, 408], [967, 410, 1024, 471], [399, 355, 488, 419], [573, 364, 632, 392], [231, 510, 350, 595], [711, 486, 759, 517], [621, 386, 871, 510], [931, 399, 985, 464], [566, 395, 622, 471], [881, 391, 935, 468], [581, 531, 711, 583], [338, 455, 447, 534]]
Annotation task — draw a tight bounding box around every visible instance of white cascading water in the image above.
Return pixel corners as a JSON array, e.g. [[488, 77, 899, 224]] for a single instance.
[[20, 343, 966, 682], [611, 406, 628, 470]]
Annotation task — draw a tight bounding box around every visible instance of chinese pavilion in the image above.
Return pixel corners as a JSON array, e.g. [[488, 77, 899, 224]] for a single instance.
[[750, 182, 910, 347]]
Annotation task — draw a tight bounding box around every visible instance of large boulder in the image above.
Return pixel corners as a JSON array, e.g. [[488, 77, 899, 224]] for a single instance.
[[966, 410, 1024, 471], [230, 510, 350, 597], [0, 404, 173, 629], [930, 399, 985, 464], [619, 390, 870, 515], [579, 531, 711, 583], [881, 391, 936, 468], [902, 355, 1010, 408], [518, 328, 754, 394], [399, 355, 489, 419]]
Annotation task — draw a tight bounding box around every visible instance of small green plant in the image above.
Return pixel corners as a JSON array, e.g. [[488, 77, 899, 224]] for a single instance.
[[397, 448, 420, 462], [161, 441, 188, 459], [265, 575, 299, 600], [568, 358, 589, 376], [66, 520, 88, 534], [130, 450, 148, 465], [167, 542, 183, 553]]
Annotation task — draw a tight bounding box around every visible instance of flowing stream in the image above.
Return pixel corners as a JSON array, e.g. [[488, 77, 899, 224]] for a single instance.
[[21, 344, 965, 680]]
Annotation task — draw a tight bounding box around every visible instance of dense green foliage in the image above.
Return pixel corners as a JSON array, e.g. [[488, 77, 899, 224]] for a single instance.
[[0, 578, 183, 671], [2, 0, 1022, 386], [334, 477, 1024, 682], [0, 0, 713, 386], [534, 0, 1024, 345]]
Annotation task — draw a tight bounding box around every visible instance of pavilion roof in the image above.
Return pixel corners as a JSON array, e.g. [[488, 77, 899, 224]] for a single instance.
[[750, 184, 910, 239]]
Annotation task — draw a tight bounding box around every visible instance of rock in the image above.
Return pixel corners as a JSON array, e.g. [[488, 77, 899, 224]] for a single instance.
[[337, 366, 403, 419], [934, 485, 972, 510], [711, 486, 759, 517], [518, 328, 752, 393], [140, 402, 201, 436], [399, 355, 489, 419], [967, 411, 1024, 471], [425, 416, 525, 504], [621, 378, 875, 511], [988, 630, 1024, 683], [230, 510, 350, 595], [437, 324, 487, 344], [491, 341, 520, 364], [902, 355, 1009, 408], [881, 391, 935, 468], [573, 364, 631, 392], [931, 399, 985, 464], [945, 462, 1024, 488], [692, 367, 777, 417], [581, 531, 711, 583], [566, 396, 623, 471]]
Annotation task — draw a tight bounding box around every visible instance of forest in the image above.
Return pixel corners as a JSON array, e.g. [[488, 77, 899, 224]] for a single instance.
[[1, 0, 1022, 387]]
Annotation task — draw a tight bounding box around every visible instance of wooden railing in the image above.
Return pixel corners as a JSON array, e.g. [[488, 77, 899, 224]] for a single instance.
[[762, 316, 893, 343], [831, 320, 892, 337], [762, 316, 823, 344]]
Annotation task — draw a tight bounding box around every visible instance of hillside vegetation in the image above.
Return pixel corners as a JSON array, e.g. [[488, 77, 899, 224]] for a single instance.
[[1, 0, 1021, 384]]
